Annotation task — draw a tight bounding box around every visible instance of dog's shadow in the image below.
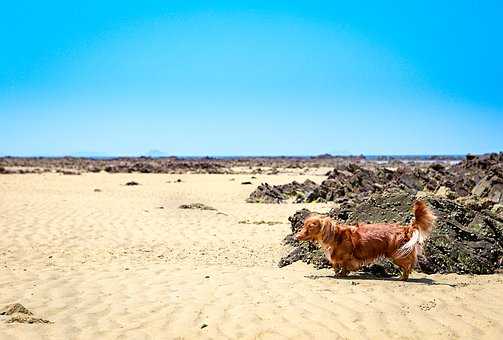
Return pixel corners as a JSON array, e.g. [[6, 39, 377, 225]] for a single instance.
[[305, 273, 457, 287]]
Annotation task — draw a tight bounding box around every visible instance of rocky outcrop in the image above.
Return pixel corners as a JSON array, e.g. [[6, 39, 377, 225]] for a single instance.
[[280, 189, 503, 275], [246, 180, 317, 203], [0, 155, 372, 175], [471, 175, 503, 204], [249, 153, 503, 212], [0, 157, 230, 174]]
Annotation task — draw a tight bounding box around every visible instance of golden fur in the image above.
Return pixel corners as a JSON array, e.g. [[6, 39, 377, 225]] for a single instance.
[[295, 201, 436, 281]]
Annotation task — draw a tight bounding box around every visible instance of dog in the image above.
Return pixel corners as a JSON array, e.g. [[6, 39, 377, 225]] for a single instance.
[[295, 200, 436, 281]]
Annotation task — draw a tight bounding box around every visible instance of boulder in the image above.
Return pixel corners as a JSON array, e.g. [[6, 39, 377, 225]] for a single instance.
[[246, 183, 286, 203], [472, 175, 503, 204], [246, 180, 317, 203]]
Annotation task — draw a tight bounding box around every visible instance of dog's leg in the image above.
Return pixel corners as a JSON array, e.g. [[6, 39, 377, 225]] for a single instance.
[[400, 270, 410, 281], [392, 255, 414, 281]]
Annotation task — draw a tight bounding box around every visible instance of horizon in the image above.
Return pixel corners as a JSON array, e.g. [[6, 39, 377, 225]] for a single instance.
[[2, 1, 502, 156], [0, 152, 479, 159]]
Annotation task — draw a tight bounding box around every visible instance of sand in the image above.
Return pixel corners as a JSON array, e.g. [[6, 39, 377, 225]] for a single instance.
[[0, 172, 502, 339]]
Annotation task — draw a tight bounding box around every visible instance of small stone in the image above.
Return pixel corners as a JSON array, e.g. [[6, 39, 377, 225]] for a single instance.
[[435, 186, 457, 199], [491, 204, 503, 217]]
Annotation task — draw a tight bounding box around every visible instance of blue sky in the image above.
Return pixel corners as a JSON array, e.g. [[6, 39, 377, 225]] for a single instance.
[[1, 1, 502, 156]]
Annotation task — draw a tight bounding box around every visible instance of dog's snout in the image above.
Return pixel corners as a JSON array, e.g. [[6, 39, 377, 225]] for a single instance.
[[295, 232, 305, 241]]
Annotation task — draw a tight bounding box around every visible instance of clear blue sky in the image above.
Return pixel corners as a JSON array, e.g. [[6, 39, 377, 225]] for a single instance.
[[1, 1, 502, 156]]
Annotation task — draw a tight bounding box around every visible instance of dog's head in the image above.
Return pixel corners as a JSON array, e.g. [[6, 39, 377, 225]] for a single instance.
[[295, 215, 326, 241]]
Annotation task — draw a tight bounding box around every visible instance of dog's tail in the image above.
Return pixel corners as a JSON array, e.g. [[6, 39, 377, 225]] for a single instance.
[[395, 201, 436, 258], [412, 200, 436, 239]]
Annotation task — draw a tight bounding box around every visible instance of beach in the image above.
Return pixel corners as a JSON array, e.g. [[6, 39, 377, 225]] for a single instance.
[[1, 172, 503, 339]]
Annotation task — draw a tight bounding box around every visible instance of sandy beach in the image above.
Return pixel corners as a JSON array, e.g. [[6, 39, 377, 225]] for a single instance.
[[1, 172, 502, 339]]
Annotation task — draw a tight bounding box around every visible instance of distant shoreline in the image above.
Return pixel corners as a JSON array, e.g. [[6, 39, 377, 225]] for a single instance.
[[0, 154, 469, 161], [5, 153, 502, 175]]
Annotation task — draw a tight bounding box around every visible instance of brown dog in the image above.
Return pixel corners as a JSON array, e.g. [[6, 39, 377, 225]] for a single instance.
[[295, 201, 436, 280]]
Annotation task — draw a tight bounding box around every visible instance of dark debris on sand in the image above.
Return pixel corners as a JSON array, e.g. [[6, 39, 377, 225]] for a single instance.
[[179, 203, 217, 211]]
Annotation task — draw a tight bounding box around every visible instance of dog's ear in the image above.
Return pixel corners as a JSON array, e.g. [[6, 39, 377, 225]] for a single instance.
[[320, 217, 337, 243]]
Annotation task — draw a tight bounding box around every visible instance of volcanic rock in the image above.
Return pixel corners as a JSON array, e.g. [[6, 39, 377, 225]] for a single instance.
[[246, 180, 317, 203], [249, 153, 503, 211]]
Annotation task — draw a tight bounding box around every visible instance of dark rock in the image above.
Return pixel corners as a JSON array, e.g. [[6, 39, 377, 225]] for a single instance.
[[248, 152, 503, 212], [279, 209, 331, 269], [361, 263, 400, 277], [472, 175, 503, 203], [419, 197, 503, 274], [246, 179, 318, 203], [246, 183, 285, 203], [179, 203, 216, 211], [125, 181, 140, 186]]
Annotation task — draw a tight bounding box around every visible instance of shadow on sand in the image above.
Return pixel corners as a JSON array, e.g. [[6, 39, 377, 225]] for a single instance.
[[305, 273, 458, 287]]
